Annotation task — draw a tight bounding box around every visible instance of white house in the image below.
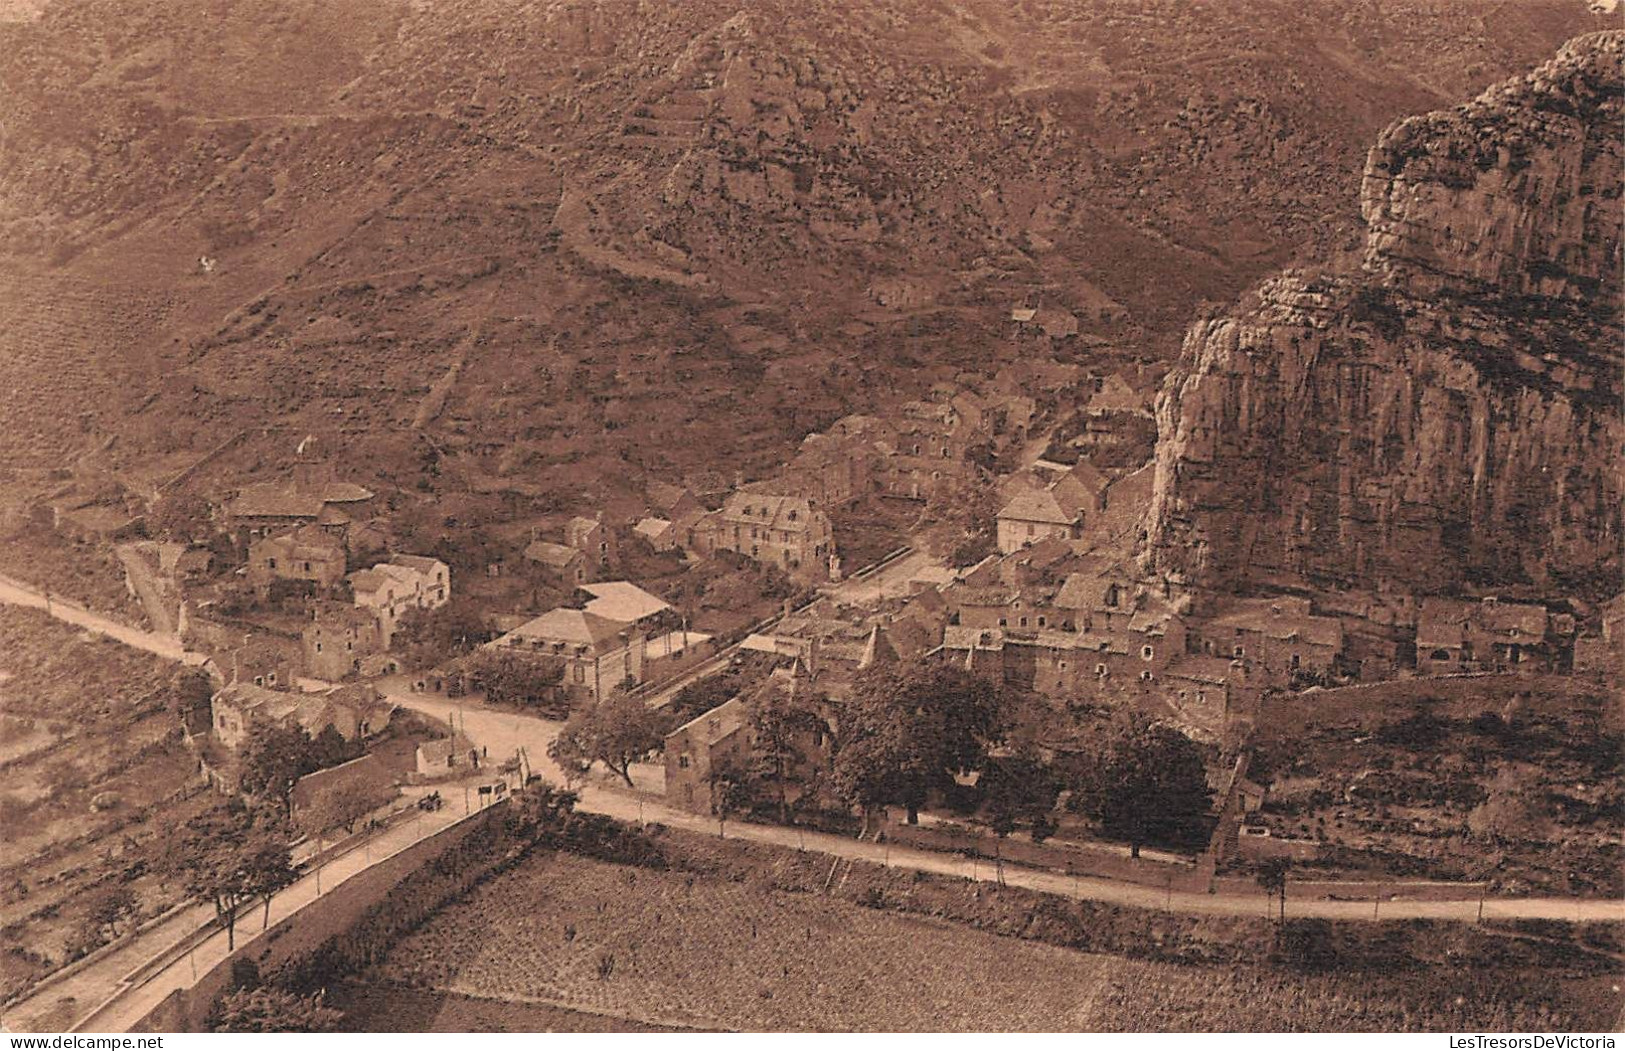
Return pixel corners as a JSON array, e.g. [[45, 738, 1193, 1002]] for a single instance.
[[348, 554, 451, 647]]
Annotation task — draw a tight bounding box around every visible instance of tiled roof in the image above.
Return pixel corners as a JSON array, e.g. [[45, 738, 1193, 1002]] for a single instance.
[[509, 608, 626, 650], [580, 581, 671, 624], [524, 541, 582, 568], [719, 492, 821, 533], [997, 488, 1077, 526]]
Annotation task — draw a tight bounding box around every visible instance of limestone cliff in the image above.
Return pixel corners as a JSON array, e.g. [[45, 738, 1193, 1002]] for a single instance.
[[1145, 31, 1623, 598]]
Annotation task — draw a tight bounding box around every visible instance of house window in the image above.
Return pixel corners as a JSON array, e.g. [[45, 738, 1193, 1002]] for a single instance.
[[315, 643, 323, 653], [1038, 616, 1047, 627], [1141, 645, 1154, 661], [303, 561, 312, 572], [1233, 645, 1245, 658], [268, 558, 278, 570], [788, 510, 798, 522], [253, 676, 264, 686], [998, 617, 1008, 627], [1290, 653, 1301, 671], [573, 664, 586, 683], [1095, 664, 1107, 676], [1140, 670, 1153, 681], [1019, 617, 1028, 628], [1105, 584, 1120, 608], [678, 755, 690, 769]]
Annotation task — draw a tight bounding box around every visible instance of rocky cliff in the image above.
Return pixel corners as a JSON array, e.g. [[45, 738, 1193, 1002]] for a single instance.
[[1145, 31, 1623, 599]]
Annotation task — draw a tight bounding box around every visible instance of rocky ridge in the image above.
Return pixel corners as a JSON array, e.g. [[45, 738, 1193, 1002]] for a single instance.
[[1145, 31, 1624, 599]]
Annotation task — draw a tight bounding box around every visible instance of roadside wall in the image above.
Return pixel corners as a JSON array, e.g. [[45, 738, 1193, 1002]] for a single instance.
[[129, 806, 503, 1033]]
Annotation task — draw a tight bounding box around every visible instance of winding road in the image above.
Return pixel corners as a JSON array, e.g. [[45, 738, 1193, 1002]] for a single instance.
[[1, 571, 1621, 1033]]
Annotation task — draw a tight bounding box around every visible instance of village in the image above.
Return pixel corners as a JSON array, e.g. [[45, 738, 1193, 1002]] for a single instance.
[[8, 294, 1613, 932]]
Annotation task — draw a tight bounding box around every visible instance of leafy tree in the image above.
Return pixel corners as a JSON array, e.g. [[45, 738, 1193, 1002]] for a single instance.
[[1071, 713, 1212, 858], [1256, 856, 1291, 925], [309, 724, 361, 771], [465, 649, 566, 714], [547, 690, 669, 787], [78, 884, 137, 948], [211, 987, 344, 1032], [742, 676, 829, 823], [831, 665, 1003, 825], [393, 600, 490, 671], [708, 753, 753, 838], [172, 805, 292, 950], [246, 839, 298, 932], [238, 724, 318, 816], [978, 754, 1061, 884]]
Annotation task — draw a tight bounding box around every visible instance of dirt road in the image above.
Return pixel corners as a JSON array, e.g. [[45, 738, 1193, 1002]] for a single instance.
[[383, 689, 1625, 927], [0, 572, 202, 666]]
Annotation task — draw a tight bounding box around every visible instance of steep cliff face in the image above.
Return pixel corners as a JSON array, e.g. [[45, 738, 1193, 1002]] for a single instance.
[[1146, 31, 1623, 598]]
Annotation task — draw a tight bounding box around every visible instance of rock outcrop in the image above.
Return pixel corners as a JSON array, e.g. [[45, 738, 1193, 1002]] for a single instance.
[[1145, 32, 1623, 598]]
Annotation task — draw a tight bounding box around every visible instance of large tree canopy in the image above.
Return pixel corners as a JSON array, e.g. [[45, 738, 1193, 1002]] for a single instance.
[[547, 689, 669, 787], [1071, 713, 1213, 857], [831, 664, 1004, 824]]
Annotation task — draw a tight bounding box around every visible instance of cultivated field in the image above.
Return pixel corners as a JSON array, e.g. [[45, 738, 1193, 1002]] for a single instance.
[[368, 839, 1614, 1031], [1250, 675, 1624, 895], [0, 607, 207, 1001]]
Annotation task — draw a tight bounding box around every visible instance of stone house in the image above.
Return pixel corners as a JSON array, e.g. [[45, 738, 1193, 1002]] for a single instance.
[[210, 680, 390, 753], [302, 603, 387, 681], [524, 540, 589, 588], [695, 492, 835, 580], [1193, 596, 1345, 685], [1416, 596, 1554, 675], [494, 607, 645, 700], [225, 480, 374, 544], [664, 696, 752, 814], [566, 515, 618, 576], [633, 516, 677, 551], [882, 395, 987, 501], [994, 462, 1106, 554], [247, 525, 348, 595], [663, 664, 832, 816], [348, 554, 451, 648]]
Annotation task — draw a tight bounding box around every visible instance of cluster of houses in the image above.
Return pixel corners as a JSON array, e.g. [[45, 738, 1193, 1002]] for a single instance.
[[486, 580, 712, 703]]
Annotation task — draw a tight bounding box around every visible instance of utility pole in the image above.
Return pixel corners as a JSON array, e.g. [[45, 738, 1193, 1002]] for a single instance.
[[1477, 881, 1488, 923]]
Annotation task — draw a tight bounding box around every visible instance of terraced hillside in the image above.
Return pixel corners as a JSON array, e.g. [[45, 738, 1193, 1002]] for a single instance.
[[0, 0, 1600, 518]]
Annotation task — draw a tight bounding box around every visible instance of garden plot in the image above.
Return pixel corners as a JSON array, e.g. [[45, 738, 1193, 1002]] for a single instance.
[[1249, 676, 1623, 896], [0, 607, 208, 1001]]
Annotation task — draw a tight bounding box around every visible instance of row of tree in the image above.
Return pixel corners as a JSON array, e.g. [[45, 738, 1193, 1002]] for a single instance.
[[542, 662, 1216, 861]]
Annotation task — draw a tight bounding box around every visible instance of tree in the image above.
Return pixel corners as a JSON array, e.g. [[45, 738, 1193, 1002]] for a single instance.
[[211, 987, 344, 1032], [237, 724, 318, 816], [172, 806, 291, 950], [393, 600, 490, 671], [245, 840, 298, 932], [547, 689, 669, 787], [1256, 856, 1290, 925], [78, 884, 137, 947], [708, 753, 753, 838], [308, 724, 361, 771], [831, 665, 1003, 825], [978, 754, 1062, 885], [1071, 713, 1212, 858], [742, 676, 829, 824], [465, 649, 566, 714]]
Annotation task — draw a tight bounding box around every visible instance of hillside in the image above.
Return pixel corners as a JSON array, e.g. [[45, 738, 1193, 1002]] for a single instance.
[[0, 0, 1606, 528], [1145, 30, 1624, 598]]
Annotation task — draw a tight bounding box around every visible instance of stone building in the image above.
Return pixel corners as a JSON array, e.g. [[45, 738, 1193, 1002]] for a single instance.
[[695, 492, 835, 580]]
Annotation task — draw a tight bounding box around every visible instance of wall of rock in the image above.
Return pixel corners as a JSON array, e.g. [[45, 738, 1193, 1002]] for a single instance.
[[1145, 31, 1623, 598]]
